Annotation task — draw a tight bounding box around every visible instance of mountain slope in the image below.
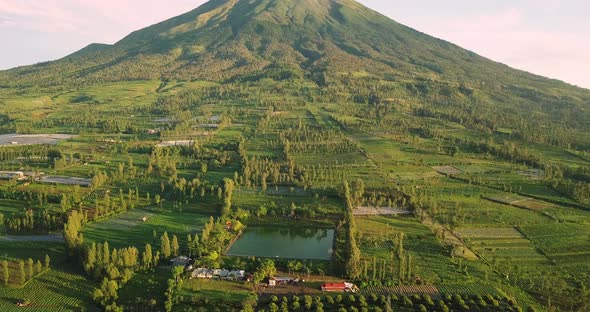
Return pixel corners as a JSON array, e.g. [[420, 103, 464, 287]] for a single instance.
[[0, 0, 586, 94]]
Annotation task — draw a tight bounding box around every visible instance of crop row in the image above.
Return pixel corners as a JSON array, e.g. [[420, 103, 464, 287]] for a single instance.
[[361, 284, 439, 296]]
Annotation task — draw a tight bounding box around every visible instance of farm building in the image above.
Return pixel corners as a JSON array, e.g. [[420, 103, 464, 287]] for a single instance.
[[192, 268, 214, 279], [268, 276, 300, 287], [321, 282, 358, 293], [191, 268, 246, 280], [170, 256, 192, 267], [0, 171, 25, 180], [232, 270, 246, 280]]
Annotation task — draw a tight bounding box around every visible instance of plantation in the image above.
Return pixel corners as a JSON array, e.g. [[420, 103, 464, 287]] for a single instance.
[[0, 268, 97, 312], [0, 240, 96, 311]]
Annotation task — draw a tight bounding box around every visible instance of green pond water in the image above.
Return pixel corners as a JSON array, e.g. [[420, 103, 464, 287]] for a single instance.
[[226, 227, 334, 260]]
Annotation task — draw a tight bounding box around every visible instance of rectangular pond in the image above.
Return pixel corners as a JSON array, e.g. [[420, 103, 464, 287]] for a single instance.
[[226, 227, 334, 260]]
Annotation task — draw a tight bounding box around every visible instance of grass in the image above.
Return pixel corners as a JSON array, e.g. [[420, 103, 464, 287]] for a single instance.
[[0, 199, 28, 215], [82, 207, 210, 249], [118, 266, 172, 310], [176, 279, 252, 309], [356, 215, 462, 284]]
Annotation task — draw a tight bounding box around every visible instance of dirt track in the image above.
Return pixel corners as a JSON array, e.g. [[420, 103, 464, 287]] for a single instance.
[[0, 235, 64, 242]]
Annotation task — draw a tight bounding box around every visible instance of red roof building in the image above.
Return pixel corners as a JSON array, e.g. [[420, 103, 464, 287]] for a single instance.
[[321, 283, 347, 292]]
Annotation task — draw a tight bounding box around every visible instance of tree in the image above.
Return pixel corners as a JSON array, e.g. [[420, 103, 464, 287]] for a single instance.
[[269, 302, 279, 312], [445, 145, 460, 157], [257, 259, 277, 279], [187, 234, 192, 257], [44, 254, 50, 269], [96, 278, 119, 306], [103, 241, 110, 267], [171, 235, 179, 257], [18, 260, 25, 285], [63, 211, 84, 255], [342, 181, 361, 279], [35, 260, 43, 275], [192, 233, 200, 258], [85, 243, 97, 274], [143, 244, 153, 269], [26, 258, 34, 280], [60, 194, 69, 212], [221, 178, 234, 216], [256, 205, 268, 219], [2, 260, 8, 286], [161, 232, 171, 259]]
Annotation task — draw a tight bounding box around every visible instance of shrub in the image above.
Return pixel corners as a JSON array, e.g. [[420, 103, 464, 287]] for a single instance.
[[326, 296, 334, 305]]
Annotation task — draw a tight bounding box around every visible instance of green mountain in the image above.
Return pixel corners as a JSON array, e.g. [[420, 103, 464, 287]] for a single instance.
[[0, 0, 586, 89], [1, 0, 589, 146]]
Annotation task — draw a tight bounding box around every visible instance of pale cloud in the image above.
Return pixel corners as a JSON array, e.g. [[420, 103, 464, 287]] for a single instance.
[[445, 7, 524, 32], [0, 15, 14, 25], [0, 0, 200, 36], [403, 6, 590, 88], [0, 0, 84, 32]]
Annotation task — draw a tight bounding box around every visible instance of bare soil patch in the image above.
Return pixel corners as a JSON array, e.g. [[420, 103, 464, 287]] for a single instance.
[[354, 206, 411, 216], [431, 166, 463, 175], [483, 195, 553, 211], [38, 176, 92, 187], [517, 169, 545, 180]]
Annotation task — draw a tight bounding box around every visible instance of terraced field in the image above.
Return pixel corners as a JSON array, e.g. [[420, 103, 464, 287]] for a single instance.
[[459, 227, 549, 265]]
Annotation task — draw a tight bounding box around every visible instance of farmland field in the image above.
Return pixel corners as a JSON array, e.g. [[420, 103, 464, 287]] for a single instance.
[[0, 240, 97, 311], [82, 207, 210, 248], [0, 3, 589, 310]]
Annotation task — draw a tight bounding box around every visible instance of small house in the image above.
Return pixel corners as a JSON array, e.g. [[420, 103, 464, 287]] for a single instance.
[[192, 268, 214, 279], [268, 276, 297, 287], [219, 269, 231, 279], [212, 269, 222, 277], [228, 270, 246, 281]]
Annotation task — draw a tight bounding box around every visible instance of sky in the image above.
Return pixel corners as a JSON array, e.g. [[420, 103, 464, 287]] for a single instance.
[[0, 0, 588, 89]]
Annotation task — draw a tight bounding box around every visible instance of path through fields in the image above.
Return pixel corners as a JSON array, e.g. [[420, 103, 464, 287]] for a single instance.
[[0, 234, 64, 242]]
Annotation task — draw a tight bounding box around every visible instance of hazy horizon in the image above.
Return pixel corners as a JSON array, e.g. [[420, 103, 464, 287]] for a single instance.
[[1, 0, 589, 88]]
